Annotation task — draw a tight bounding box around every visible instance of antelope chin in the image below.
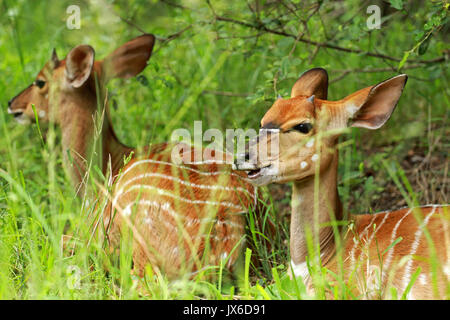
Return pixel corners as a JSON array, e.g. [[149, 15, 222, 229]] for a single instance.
[[8, 108, 31, 124], [246, 164, 277, 186], [14, 113, 31, 125]]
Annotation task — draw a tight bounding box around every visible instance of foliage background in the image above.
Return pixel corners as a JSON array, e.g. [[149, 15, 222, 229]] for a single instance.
[[0, 0, 448, 299]]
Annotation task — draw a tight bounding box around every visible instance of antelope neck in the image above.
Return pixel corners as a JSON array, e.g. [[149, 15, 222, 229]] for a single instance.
[[59, 100, 132, 194], [290, 152, 343, 266]]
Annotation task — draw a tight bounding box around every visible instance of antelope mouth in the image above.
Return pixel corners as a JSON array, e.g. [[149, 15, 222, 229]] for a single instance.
[[8, 107, 24, 118], [13, 111, 24, 118], [233, 157, 277, 185], [247, 164, 272, 179], [8, 108, 31, 124]]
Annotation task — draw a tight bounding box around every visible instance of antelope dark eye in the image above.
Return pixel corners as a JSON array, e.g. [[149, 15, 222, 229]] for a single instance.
[[34, 80, 46, 88], [292, 123, 313, 134]]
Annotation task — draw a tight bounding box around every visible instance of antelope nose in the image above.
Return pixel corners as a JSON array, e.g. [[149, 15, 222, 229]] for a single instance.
[[8, 99, 12, 107]]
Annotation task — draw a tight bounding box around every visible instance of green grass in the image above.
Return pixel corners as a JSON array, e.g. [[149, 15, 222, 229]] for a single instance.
[[0, 0, 448, 299]]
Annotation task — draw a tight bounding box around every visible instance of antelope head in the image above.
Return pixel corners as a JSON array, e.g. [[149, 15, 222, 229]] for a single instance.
[[7, 34, 155, 125], [235, 68, 408, 186]]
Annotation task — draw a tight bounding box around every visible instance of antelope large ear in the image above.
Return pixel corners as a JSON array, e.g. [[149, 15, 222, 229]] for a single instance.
[[50, 48, 60, 69], [291, 68, 328, 99], [65, 44, 95, 88], [342, 74, 408, 129], [102, 34, 155, 82]]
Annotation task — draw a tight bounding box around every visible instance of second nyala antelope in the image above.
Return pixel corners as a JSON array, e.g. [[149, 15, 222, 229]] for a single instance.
[[8, 35, 258, 278], [234, 68, 449, 299]]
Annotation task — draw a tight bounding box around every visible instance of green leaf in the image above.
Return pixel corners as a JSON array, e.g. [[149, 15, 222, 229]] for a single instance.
[[382, 237, 403, 255], [398, 51, 410, 70], [418, 36, 431, 55], [389, 0, 403, 10], [263, 70, 273, 79], [401, 267, 421, 299]]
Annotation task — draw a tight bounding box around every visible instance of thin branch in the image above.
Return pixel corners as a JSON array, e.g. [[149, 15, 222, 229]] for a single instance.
[[212, 15, 446, 65], [160, 0, 193, 11], [330, 70, 352, 84], [118, 13, 192, 45], [330, 63, 442, 83], [158, 24, 193, 42], [118, 16, 147, 34], [202, 90, 250, 97]]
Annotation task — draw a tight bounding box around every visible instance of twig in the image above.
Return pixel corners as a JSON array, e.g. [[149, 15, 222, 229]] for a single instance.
[[202, 90, 250, 97], [160, 0, 193, 11], [329, 70, 352, 84], [330, 63, 443, 83], [118, 16, 147, 34], [212, 15, 446, 65], [154, 24, 193, 44]]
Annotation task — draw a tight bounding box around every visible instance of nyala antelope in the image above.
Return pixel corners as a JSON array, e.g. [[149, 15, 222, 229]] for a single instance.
[[234, 68, 449, 299], [8, 35, 258, 278]]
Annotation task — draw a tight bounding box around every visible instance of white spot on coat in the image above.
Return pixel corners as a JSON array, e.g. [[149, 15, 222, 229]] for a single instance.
[[306, 138, 315, 148], [311, 154, 319, 162], [300, 161, 308, 169]]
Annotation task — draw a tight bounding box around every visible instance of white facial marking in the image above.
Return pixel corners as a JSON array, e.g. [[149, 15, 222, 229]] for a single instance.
[[311, 154, 319, 162], [300, 161, 308, 169], [39, 110, 46, 118], [306, 138, 315, 148]]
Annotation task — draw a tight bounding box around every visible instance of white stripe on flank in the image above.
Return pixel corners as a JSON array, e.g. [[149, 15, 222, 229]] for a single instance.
[[116, 159, 251, 184], [117, 171, 253, 199], [382, 209, 412, 282], [366, 212, 391, 246], [122, 200, 179, 231], [115, 185, 245, 211], [418, 274, 427, 286], [349, 214, 377, 267], [121, 200, 244, 239], [114, 159, 256, 204], [122, 200, 229, 229], [200, 233, 242, 242], [401, 207, 436, 292]]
